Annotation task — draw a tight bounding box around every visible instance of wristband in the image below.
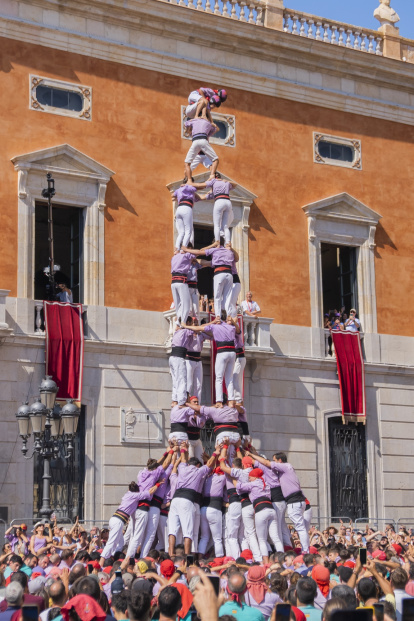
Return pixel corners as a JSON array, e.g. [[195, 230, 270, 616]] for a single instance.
[[155, 482, 161, 488], [218, 457, 226, 462], [163, 451, 168, 457], [180, 448, 186, 453], [212, 452, 217, 457], [168, 449, 174, 455], [222, 445, 229, 450]]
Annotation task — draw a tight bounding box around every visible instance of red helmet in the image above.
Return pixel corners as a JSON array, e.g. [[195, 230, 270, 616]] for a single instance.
[[218, 89, 227, 102]]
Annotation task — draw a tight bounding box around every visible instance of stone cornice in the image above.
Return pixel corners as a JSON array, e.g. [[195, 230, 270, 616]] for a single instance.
[[2, 0, 414, 124]]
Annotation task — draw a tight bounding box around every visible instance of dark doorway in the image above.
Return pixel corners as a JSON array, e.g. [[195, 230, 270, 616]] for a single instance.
[[328, 417, 368, 520], [194, 225, 214, 300], [321, 244, 358, 317], [33, 406, 86, 520], [34, 202, 84, 302]]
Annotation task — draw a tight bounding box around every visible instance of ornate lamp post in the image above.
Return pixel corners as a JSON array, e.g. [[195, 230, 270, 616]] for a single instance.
[[41, 173, 60, 300], [15, 376, 80, 521]]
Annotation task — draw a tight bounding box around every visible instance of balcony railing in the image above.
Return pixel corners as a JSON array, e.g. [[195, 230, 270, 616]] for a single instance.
[[34, 302, 89, 338], [163, 309, 274, 356], [283, 9, 383, 55], [324, 328, 365, 359], [162, 0, 265, 26]]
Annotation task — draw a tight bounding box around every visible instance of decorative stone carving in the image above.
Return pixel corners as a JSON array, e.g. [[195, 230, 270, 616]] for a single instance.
[[374, 0, 400, 29], [181, 106, 236, 147], [120, 408, 163, 445], [30, 75, 93, 121], [314, 133, 362, 170]]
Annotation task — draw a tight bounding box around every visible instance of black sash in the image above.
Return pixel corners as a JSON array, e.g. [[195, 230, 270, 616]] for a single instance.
[[228, 487, 240, 504], [192, 133, 208, 141], [236, 347, 245, 358], [137, 500, 150, 513], [171, 422, 188, 433], [214, 265, 232, 276], [253, 496, 273, 513], [150, 495, 163, 508], [174, 487, 197, 502], [213, 423, 239, 438], [171, 346, 187, 359], [187, 281, 197, 289], [239, 421, 249, 436], [240, 493, 252, 508], [285, 491, 306, 505], [186, 351, 201, 361], [178, 200, 194, 208], [214, 194, 230, 201], [187, 427, 201, 440], [233, 274, 240, 284], [113, 509, 129, 525], [171, 272, 187, 284], [203, 496, 223, 510], [271, 486, 285, 502], [216, 340, 235, 354]]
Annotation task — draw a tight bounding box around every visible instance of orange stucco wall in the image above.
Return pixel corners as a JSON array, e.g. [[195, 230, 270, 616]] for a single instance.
[[1, 37, 413, 336]]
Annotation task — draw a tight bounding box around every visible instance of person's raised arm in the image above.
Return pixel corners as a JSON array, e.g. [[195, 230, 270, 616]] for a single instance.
[[200, 240, 219, 252], [231, 247, 239, 262], [366, 560, 393, 595], [206, 451, 218, 470], [246, 451, 271, 469], [182, 321, 214, 332], [218, 445, 232, 476], [188, 181, 208, 190], [365, 530, 381, 543]]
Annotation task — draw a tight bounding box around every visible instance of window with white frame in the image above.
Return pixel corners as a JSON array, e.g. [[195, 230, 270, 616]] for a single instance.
[[314, 133, 361, 170], [181, 106, 235, 147], [30, 75, 92, 121]]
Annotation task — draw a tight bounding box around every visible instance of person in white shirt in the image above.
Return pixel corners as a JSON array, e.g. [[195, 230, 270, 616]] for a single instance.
[[56, 282, 73, 303], [241, 291, 261, 317], [344, 308, 361, 332]]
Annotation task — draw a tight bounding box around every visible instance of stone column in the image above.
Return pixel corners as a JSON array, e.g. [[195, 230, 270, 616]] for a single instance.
[[264, 0, 284, 30], [379, 24, 402, 60]]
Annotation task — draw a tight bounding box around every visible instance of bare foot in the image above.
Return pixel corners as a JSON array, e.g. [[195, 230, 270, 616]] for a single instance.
[[215, 402, 223, 408]]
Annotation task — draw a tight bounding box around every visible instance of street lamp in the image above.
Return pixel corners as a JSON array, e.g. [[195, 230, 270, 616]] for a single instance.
[[15, 377, 80, 521]]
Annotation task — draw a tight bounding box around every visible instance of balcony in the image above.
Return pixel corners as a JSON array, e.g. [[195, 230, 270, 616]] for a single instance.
[[163, 309, 274, 358]]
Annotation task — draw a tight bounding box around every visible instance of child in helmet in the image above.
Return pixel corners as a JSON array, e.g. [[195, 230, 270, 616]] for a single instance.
[[185, 87, 228, 121]]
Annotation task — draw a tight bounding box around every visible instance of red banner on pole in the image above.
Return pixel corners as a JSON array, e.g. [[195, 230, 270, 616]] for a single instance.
[[210, 314, 244, 403], [44, 302, 84, 405], [331, 331, 366, 424]]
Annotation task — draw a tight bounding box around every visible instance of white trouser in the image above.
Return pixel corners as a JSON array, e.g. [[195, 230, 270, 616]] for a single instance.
[[199, 506, 224, 556], [213, 272, 233, 319], [303, 506, 313, 532], [215, 431, 240, 464], [215, 351, 236, 402], [226, 502, 242, 559], [186, 359, 203, 400], [126, 508, 149, 558], [185, 92, 202, 119], [233, 356, 246, 403], [241, 504, 262, 562], [141, 505, 160, 557], [155, 513, 168, 551], [192, 503, 201, 552], [255, 506, 283, 556], [175, 205, 193, 249], [213, 199, 232, 243], [273, 500, 292, 548], [189, 288, 200, 320], [185, 139, 218, 165], [188, 438, 203, 461], [169, 356, 187, 405], [101, 516, 125, 559], [168, 431, 188, 445], [169, 497, 195, 539], [171, 282, 191, 325], [190, 153, 212, 171], [228, 282, 241, 318], [287, 501, 309, 552]]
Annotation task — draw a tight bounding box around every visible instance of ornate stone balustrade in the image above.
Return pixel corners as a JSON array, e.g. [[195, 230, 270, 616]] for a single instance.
[[283, 9, 383, 55], [324, 328, 365, 359], [163, 309, 274, 356], [162, 0, 265, 26]]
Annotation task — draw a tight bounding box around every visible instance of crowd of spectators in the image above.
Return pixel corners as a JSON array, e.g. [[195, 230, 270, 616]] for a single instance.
[[1, 519, 414, 621], [324, 307, 361, 333]]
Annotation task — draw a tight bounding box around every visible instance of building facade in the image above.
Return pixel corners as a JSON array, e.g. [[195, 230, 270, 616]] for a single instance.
[[0, 0, 413, 528]]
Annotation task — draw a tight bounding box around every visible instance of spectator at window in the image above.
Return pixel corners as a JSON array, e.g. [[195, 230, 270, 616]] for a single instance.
[[331, 315, 343, 332], [344, 309, 361, 332], [56, 282, 73, 304], [241, 291, 261, 317], [324, 314, 330, 329]]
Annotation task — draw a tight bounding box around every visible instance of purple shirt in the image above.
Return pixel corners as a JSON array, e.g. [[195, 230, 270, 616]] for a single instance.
[[174, 185, 200, 205], [199, 87, 215, 99], [166, 473, 178, 503], [205, 246, 235, 268], [203, 321, 236, 342], [5, 534, 28, 555], [188, 414, 205, 430], [244, 590, 282, 618], [118, 490, 151, 515], [235, 331, 244, 349], [171, 252, 193, 275], [170, 405, 194, 424], [203, 473, 226, 497], [137, 465, 165, 490], [187, 262, 202, 283], [230, 467, 251, 483], [205, 178, 233, 199], [231, 260, 238, 276], [176, 462, 211, 492], [269, 462, 303, 498], [200, 405, 239, 424], [255, 461, 280, 488], [33, 537, 47, 553], [187, 332, 209, 353], [184, 118, 216, 138], [237, 478, 271, 502], [171, 328, 194, 349], [156, 463, 173, 502]]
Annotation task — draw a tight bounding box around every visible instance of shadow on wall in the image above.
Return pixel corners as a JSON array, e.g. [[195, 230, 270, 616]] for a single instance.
[[248, 201, 277, 242], [374, 221, 397, 257], [104, 178, 138, 222]]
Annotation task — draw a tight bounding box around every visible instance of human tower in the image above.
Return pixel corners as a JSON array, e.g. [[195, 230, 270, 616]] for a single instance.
[[100, 87, 310, 567]]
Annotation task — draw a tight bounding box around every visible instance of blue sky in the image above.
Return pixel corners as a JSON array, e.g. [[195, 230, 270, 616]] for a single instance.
[[286, 1, 414, 40]]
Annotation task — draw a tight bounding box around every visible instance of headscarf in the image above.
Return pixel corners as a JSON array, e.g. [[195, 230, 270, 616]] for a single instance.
[[213, 467, 224, 475], [60, 595, 107, 621], [240, 549, 253, 562], [311, 565, 330, 598], [246, 565, 267, 604], [173, 582, 193, 619], [160, 559, 176, 579], [242, 456, 253, 469], [249, 468, 265, 489], [226, 583, 246, 605], [392, 544, 403, 556]]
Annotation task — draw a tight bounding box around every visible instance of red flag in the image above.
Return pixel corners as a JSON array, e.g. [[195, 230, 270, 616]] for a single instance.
[[331, 331, 366, 424]]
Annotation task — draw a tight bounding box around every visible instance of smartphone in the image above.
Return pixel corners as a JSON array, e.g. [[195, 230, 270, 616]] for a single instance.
[[402, 598, 414, 621], [373, 603, 384, 621], [332, 610, 373, 621], [359, 547, 367, 564], [186, 554, 194, 566], [275, 604, 292, 621], [22, 606, 40, 621], [207, 575, 220, 596], [87, 563, 93, 574]]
